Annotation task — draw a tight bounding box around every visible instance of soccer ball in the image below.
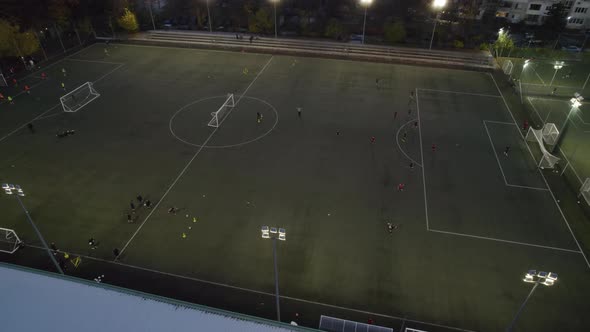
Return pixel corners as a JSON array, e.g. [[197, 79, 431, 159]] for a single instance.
[[186, 214, 189, 218], [189, 226, 192, 230]]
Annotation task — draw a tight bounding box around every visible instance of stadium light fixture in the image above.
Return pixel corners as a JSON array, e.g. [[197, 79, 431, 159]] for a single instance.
[[507, 270, 558, 331], [550, 61, 565, 86], [429, 0, 447, 50], [359, 0, 373, 45], [261, 226, 286, 322], [2, 184, 64, 275]]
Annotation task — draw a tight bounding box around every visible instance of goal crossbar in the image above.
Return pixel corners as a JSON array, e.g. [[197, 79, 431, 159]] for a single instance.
[[0, 227, 22, 254], [60, 82, 100, 113], [208, 94, 235, 128], [526, 127, 560, 169]]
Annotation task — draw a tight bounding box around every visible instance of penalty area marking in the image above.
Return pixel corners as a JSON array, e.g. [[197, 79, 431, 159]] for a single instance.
[[169, 95, 279, 149], [396, 118, 422, 167]]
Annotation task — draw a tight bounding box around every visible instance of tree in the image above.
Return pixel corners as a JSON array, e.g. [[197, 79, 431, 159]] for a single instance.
[[494, 31, 515, 57], [545, 3, 567, 32], [383, 21, 405, 44], [324, 19, 345, 40], [0, 20, 40, 57], [117, 8, 139, 32], [48, 0, 80, 28], [248, 8, 272, 34]]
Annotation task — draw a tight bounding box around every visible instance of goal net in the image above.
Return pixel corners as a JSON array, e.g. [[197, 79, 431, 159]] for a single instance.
[[526, 127, 560, 169], [0, 73, 7, 87], [580, 178, 590, 205], [0, 228, 22, 254], [542, 123, 559, 146], [208, 94, 235, 128], [502, 60, 514, 75], [60, 82, 100, 113]]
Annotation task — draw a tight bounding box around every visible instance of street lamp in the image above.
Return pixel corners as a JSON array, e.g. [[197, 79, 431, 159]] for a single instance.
[[206, 0, 213, 33], [2, 184, 64, 275], [429, 0, 447, 50], [261, 225, 286, 321], [506, 270, 558, 332], [270, 0, 279, 38], [550, 61, 564, 87], [360, 0, 373, 45], [516, 59, 532, 104], [553, 94, 583, 153], [147, 0, 156, 30]]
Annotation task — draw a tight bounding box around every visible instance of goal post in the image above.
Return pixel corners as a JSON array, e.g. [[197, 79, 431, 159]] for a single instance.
[[542, 123, 559, 146], [0, 228, 22, 254], [208, 93, 235, 128], [0, 73, 7, 87], [60, 82, 100, 113], [526, 127, 560, 169], [502, 60, 514, 75], [580, 178, 590, 205]]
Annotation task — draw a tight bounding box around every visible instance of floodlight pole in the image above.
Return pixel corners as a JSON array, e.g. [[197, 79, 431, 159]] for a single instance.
[[5, 189, 64, 275], [550, 68, 559, 87], [429, 12, 440, 50], [206, 0, 212, 33], [148, 0, 157, 30], [362, 5, 368, 44], [272, 237, 281, 322], [54, 23, 66, 53], [506, 283, 539, 332], [553, 101, 580, 153], [274, 1, 278, 38]]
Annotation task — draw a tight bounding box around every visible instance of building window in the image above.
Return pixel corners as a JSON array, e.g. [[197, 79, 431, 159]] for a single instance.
[[564, 1, 573, 9], [526, 14, 540, 22], [515, 3, 519, 9], [529, 4, 542, 10], [574, 7, 588, 13], [570, 18, 584, 24]]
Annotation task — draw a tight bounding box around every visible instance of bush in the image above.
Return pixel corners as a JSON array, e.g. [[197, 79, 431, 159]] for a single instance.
[[453, 40, 464, 49], [383, 22, 406, 45], [324, 19, 345, 40], [117, 8, 139, 32]]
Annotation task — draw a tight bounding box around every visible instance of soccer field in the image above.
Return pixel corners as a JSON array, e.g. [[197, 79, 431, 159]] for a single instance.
[[1, 43, 590, 332]]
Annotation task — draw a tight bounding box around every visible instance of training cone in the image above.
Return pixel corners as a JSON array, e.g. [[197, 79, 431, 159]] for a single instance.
[[182, 233, 187, 239], [193, 217, 197, 223]]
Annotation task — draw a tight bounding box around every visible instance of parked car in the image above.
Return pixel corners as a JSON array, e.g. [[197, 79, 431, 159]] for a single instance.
[[562, 45, 582, 52]]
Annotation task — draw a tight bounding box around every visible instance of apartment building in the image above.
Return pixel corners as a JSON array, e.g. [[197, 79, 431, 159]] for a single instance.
[[491, 0, 590, 29]]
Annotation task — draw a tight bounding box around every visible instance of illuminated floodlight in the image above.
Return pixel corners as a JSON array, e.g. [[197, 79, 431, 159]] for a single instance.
[[554, 61, 564, 70], [523, 59, 531, 68], [360, 0, 373, 5], [433, 0, 447, 8]]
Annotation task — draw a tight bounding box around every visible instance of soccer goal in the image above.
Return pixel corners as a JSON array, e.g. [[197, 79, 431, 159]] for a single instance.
[[542, 123, 559, 146], [579, 178, 590, 205], [208, 94, 235, 128], [60, 82, 100, 113], [0, 73, 7, 87], [526, 127, 560, 169], [0, 228, 22, 254], [502, 60, 514, 75]]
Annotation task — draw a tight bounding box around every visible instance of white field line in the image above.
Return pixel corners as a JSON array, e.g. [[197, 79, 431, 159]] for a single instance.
[[66, 58, 125, 65], [484, 120, 517, 126], [0, 104, 60, 143], [396, 118, 422, 167], [116, 56, 275, 259], [0, 62, 124, 144], [415, 88, 430, 231], [417, 88, 501, 98], [489, 72, 590, 269], [483, 121, 509, 186], [527, 97, 584, 184], [428, 229, 581, 253], [28, 244, 477, 332]]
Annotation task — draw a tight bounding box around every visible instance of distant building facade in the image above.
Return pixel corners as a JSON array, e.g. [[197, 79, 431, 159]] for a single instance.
[[487, 0, 590, 29]]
